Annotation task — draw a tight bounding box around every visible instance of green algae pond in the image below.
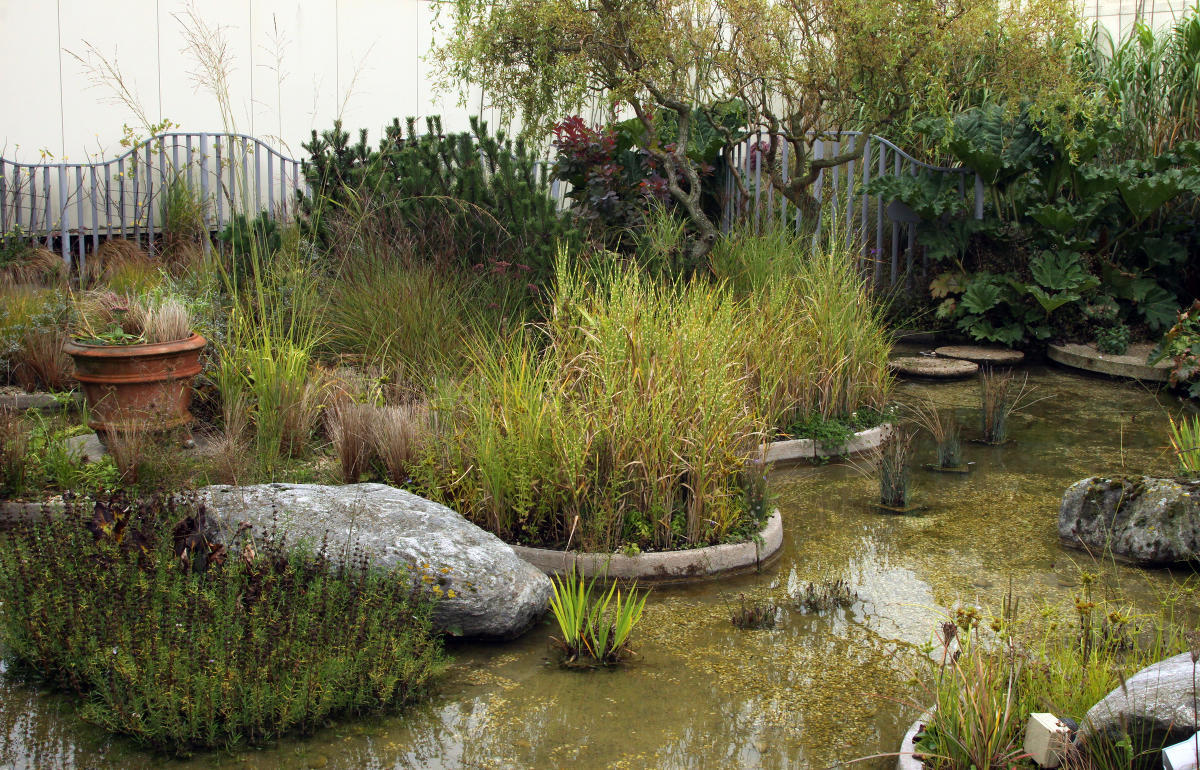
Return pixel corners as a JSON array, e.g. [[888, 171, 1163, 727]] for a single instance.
[[1, 362, 1197, 769]]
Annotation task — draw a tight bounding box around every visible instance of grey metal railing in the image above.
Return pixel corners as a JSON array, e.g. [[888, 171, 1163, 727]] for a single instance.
[[0, 132, 308, 275], [2, 128, 976, 289], [723, 131, 983, 287]]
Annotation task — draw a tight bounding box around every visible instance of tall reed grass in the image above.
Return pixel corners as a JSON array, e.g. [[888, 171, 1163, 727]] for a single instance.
[[417, 256, 764, 552], [1080, 7, 1200, 156], [417, 232, 892, 551], [714, 226, 893, 433]]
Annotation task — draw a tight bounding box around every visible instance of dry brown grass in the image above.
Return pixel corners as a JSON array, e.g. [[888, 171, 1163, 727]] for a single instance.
[[373, 402, 429, 487], [136, 298, 193, 343], [88, 238, 151, 286], [205, 392, 253, 485], [13, 327, 73, 392], [328, 402, 378, 483], [0, 247, 66, 288]]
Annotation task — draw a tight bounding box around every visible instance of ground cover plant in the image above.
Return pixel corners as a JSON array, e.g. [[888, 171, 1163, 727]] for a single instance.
[[0, 493, 445, 754]]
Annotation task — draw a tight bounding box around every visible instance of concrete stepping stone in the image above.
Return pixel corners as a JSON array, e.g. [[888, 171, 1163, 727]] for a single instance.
[[933, 345, 1024, 367], [888, 355, 979, 379]]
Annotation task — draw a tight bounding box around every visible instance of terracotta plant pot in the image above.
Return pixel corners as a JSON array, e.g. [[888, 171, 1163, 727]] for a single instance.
[[63, 334, 207, 435]]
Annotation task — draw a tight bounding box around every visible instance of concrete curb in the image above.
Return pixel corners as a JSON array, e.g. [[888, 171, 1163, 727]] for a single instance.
[[896, 714, 929, 770], [0, 500, 65, 525], [0, 392, 81, 411], [511, 509, 783, 583], [1047, 343, 1171, 383], [764, 423, 893, 464]]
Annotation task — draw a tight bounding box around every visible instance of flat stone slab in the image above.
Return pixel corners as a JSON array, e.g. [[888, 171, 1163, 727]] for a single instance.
[[197, 483, 553, 639], [1047, 342, 1171, 382], [63, 433, 108, 464], [933, 345, 1024, 366], [888, 356, 979, 379], [0, 390, 80, 411], [512, 509, 782, 583], [764, 424, 893, 464]]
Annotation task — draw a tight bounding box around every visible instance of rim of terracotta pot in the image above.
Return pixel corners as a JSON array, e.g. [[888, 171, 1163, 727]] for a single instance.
[[63, 332, 207, 358]]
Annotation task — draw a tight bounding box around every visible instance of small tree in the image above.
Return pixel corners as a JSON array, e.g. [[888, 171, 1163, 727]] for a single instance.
[[434, 0, 1085, 256]]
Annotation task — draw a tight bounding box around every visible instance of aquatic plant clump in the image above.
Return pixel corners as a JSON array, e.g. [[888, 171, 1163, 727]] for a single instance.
[[1167, 414, 1200, 476], [979, 370, 1046, 445], [791, 579, 859, 614], [877, 429, 915, 510], [0, 494, 445, 755], [731, 594, 780, 630], [548, 570, 648, 667], [904, 398, 964, 469]]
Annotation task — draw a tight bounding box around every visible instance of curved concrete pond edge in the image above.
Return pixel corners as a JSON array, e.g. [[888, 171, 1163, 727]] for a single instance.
[[1047, 342, 1171, 383], [511, 509, 783, 583], [764, 423, 893, 464], [896, 712, 931, 770]]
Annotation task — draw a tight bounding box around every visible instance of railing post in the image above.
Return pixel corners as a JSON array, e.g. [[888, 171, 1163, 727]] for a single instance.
[[58, 165, 69, 269], [75, 166, 85, 273], [974, 173, 985, 220], [0, 161, 8, 237]]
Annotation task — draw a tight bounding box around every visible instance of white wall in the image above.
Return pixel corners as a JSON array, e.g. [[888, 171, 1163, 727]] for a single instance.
[[0, 0, 1192, 164], [0, 0, 499, 163]]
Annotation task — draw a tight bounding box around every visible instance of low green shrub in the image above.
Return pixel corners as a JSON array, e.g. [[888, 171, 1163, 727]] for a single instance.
[[0, 493, 445, 754], [0, 412, 119, 497], [1095, 322, 1132, 355]]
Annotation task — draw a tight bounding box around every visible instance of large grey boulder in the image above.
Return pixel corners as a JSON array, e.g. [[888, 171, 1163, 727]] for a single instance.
[[1079, 652, 1200, 750], [197, 483, 552, 640], [1058, 476, 1200, 565]]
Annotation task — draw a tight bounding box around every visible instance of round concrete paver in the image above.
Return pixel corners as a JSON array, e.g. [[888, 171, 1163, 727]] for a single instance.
[[888, 355, 979, 379], [933, 345, 1024, 367]]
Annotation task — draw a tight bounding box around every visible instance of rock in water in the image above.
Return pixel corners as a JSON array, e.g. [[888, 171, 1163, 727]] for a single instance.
[[1058, 476, 1200, 565], [198, 483, 552, 639], [1079, 652, 1200, 750]]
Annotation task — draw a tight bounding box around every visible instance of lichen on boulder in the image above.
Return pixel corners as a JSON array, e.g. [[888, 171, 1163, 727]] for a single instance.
[[1058, 476, 1200, 565], [197, 483, 553, 639]]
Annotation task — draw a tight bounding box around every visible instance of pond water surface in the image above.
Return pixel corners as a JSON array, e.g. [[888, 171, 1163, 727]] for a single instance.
[[1, 362, 1197, 769]]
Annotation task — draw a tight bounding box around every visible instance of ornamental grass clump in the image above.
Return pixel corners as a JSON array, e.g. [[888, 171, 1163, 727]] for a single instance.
[[0, 493, 445, 754], [714, 226, 893, 436]]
